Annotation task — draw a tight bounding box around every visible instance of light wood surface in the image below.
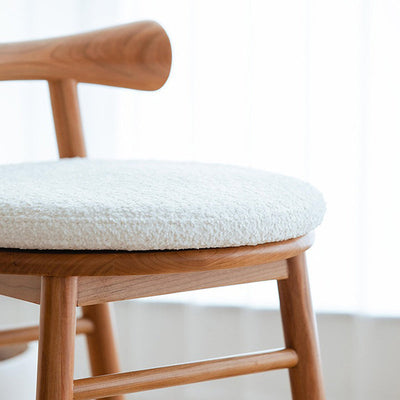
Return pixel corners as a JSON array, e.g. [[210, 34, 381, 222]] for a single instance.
[[73, 349, 298, 400], [36, 276, 77, 400], [0, 318, 94, 346], [77, 260, 288, 306], [0, 274, 41, 303], [49, 79, 86, 158], [0, 21, 171, 91], [278, 254, 326, 400], [0, 261, 287, 305], [82, 304, 124, 400], [0, 233, 313, 276]]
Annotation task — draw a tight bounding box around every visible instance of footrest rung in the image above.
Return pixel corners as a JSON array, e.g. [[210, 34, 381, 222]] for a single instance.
[[73, 348, 298, 400], [0, 318, 94, 346]]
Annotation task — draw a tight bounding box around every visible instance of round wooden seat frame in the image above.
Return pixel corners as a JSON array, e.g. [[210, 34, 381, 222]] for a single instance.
[[0, 21, 326, 400]]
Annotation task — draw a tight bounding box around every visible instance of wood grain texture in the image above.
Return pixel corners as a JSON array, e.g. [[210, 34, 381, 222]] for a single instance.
[[77, 260, 288, 306], [73, 349, 298, 399], [36, 277, 77, 400], [278, 254, 326, 400], [0, 21, 171, 90], [0, 233, 313, 276], [0, 261, 287, 305], [0, 274, 41, 303], [49, 79, 86, 157], [82, 304, 124, 400], [0, 318, 94, 346]]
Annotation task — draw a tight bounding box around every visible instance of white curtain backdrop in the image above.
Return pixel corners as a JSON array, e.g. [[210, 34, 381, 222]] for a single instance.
[[1, 1, 400, 398]]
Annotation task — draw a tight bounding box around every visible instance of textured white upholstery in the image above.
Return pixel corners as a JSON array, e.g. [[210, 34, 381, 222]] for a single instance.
[[0, 159, 325, 251]]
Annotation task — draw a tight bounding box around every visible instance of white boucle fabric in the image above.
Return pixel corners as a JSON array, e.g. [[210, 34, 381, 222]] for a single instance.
[[0, 158, 325, 251]]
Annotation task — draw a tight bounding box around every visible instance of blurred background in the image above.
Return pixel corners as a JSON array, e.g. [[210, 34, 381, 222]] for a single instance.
[[0, 0, 400, 399]]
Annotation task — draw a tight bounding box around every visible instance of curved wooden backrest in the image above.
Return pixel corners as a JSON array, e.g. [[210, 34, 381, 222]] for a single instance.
[[0, 21, 172, 90], [0, 20, 172, 158]]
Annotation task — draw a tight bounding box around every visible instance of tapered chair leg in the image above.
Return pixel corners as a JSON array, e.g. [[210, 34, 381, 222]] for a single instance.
[[277, 253, 326, 400], [82, 303, 124, 400], [36, 277, 78, 400]]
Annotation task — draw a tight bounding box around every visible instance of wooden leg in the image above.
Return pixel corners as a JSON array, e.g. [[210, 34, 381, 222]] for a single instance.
[[82, 303, 124, 400], [36, 276, 78, 400], [277, 253, 326, 400]]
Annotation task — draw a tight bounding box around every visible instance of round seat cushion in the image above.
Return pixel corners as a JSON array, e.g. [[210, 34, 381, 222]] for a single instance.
[[0, 159, 325, 251]]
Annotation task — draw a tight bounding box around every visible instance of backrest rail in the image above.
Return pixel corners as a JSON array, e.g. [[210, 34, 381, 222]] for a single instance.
[[0, 21, 171, 157]]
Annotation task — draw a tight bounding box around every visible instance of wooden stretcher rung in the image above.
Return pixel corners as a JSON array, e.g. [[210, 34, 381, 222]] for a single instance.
[[0, 318, 94, 346], [73, 348, 298, 400]]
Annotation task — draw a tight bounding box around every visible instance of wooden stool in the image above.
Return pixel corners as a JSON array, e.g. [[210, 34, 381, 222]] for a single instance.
[[0, 21, 326, 400]]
